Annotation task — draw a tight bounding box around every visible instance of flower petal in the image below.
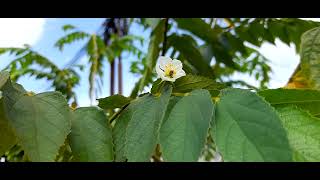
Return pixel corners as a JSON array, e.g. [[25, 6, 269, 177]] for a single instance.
[[158, 56, 172, 68], [162, 76, 175, 82], [175, 69, 186, 79], [156, 63, 165, 78], [172, 59, 183, 69]]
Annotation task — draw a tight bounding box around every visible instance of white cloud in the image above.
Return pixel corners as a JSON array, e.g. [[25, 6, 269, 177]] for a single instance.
[[231, 40, 301, 89], [230, 40, 300, 89], [260, 40, 300, 88], [231, 18, 320, 89], [0, 18, 46, 47], [300, 18, 320, 21]]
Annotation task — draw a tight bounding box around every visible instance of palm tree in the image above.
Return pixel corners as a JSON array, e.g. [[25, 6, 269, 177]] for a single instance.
[[103, 18, 128, 95], [56, 18, 140, 104]]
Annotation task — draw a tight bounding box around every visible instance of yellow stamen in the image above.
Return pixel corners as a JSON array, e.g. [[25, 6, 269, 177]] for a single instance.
[[164, 63, 176, 78]]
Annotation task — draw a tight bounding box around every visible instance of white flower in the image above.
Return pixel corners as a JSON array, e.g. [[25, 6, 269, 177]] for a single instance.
[[156, 56, 186, 82]]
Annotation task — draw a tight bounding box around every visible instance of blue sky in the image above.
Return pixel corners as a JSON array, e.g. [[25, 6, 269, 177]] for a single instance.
[[0, 18, 318, 106], [0, 18, 151, 106]]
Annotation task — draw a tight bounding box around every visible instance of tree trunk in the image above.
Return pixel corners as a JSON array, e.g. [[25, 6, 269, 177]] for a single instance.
[[110, 60, 115, 95], [116, 18, 127, 95], [103, 18, 117, 96], [118, 56, 123, 95]]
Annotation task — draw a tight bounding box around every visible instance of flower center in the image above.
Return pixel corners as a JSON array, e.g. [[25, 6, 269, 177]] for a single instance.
[[164, 64, 176, 78]]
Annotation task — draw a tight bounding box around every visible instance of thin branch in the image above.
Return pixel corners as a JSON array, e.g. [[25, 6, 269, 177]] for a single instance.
[[211, 18, 217, 28], [209, 18, 214, 25], [161, 18, 169, 56], [222, 18, 235, 31], [118, 55, 123, 95], [109, 103, 130, 124]]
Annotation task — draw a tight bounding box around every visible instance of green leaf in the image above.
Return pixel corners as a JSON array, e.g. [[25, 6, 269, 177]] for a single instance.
[[223, 33, 248, 56], [0, 47, 28, 56], [0, 98, 17, 156], [55, 138, 73, 162], [236, 26, 261, 47], [112, 107, 130, 162], [278, 18, 320, 52], [269, 20, 290, 46], [160, 89, 213, 161], [299, 27, 320, 89], [1, 79, 27, 109], [215, 88, 292, 162], [167, 34, 215, 77], [258, 88, 320, 117], [2, 48, 60, 82], [213, 36, 240, 69], [144, 18, 161, 30], [87, 34, 105, 101], [277, 106, 320, 161], [173, 75, 226, 96], [70, 107, 114, 162], [113, 85, 172, 162], [263, 28, 276, 45], [199, 44, 214, 64], [97, 94, 132, 110], [210, 102, 216, 147], [55, 31, 90, 51], [62, 24, 76, 31], [161, 96, 182, 125], [0, 71, 9, 89], [150, 78, 165, 95], [3, 92, 71, 162], [174, 18, 221, 43]]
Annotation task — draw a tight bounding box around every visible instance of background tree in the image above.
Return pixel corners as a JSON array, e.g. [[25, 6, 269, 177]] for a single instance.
[[0, 45, 82, 104], [55, 19, 142, 104], [2, 18, 318, 105], [131, 18, 320, 96], [1, 18, 320, 162]]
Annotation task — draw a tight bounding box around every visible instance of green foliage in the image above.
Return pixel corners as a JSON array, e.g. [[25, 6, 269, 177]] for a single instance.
[[56, 23, 143, 101], [0, 98, 17, 156], [70, 107, 114, 162], [174, 18, 221, 43], [62, 24, 76, 31], [160, 89, 213, 161], [150, 78, 165, 95], [259, 89, 320, 117], [167, 34, 216, 77], [0, 47, 59, 80], [277, 106, 320, 161], [215, 88, 292, 162], [0, 71, 9, 88], [53, 137, 73, 162], [87, 34, 105, 101], [283, 26, 320, 89], [172, 75, 226, 96], [4, 144, 25, 162], [1, 18, 320, 162], [55, 31, 90, 51], [1, 77, 27, 109], [97, 94, 132, 111], [268, 18, 320, 51], [150, 75, 226, 97], [106, 34, 144, 60], [4, 91, 71, 162], [113, 85, 172, 162], [299, 27, 320, 89], [0, 47, 81, 102], [174, 18, 237, 69]]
